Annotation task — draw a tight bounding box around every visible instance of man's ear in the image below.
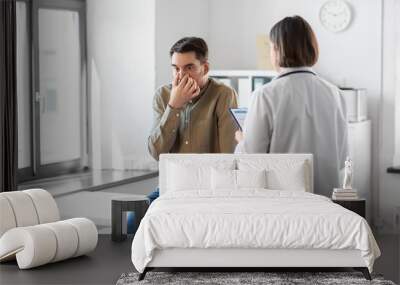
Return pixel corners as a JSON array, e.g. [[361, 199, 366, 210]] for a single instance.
[[203, 62, 209, 75]]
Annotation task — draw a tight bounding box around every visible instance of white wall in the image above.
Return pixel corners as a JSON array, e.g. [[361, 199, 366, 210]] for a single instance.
[[379, 0, 400, 233], [87, 0, 156, 171], [155, 0, 209, 88], [208, 0, 381, 86], [393, 0, 400, 167]]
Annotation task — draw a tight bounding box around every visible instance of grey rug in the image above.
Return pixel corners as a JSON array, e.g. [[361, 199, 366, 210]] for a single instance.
[[116, 271, 396, 285]]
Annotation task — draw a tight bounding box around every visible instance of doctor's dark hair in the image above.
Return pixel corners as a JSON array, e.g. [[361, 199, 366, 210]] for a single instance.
[[169, 37, 208, 63], [269, 16, 319, 67]]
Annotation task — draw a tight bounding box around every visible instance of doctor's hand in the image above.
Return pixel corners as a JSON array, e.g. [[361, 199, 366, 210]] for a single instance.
[[235, 130, 244, 143], [168, 74, 201, 109]]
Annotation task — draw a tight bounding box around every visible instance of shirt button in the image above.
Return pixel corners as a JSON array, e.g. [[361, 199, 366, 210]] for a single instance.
[[185, 141, 189, 145], [189, 100, 193, 104], [176, 113, 180, 117]]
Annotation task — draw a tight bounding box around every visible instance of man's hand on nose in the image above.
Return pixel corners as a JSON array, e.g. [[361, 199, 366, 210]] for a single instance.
[[169, 74, 201, 109]]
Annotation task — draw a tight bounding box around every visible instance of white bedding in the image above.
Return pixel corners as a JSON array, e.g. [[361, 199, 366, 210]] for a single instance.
[[131, 190, 380, 273]]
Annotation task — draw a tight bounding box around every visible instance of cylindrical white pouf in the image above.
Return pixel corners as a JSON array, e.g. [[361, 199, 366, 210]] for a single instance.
[[0, 226, 57, 269], [1, 192, 39, 227], [23, 189, 60, 223], [0, 196, 17, 237], [43, 221, 79, 262], [64, 218, 98, 257]]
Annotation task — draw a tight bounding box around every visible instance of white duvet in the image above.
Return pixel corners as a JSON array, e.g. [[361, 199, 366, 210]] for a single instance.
[[131, 190, 380, 273]]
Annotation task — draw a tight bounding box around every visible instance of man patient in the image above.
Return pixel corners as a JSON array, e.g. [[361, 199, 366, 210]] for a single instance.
[[147, 37, 238, 202]]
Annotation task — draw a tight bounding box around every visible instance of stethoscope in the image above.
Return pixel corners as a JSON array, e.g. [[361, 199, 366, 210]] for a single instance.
[[275, 70, 316, 80]]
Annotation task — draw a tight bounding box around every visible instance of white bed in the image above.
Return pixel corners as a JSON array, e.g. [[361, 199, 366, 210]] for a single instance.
[[131, 154, 380, 280]]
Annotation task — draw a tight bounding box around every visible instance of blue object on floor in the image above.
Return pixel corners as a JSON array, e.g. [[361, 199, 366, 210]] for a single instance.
[[126, 211, 136, 234], [147, 188, 159, 204]]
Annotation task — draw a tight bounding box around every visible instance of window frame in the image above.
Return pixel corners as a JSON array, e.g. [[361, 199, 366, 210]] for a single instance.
[[17, 0, 89, 182]]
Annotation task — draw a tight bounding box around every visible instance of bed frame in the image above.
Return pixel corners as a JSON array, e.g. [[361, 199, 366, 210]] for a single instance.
[[139, 248, 371, 280], [138, 154, 372, 281]]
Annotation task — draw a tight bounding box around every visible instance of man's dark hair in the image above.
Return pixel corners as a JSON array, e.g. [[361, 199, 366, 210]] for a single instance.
[[269, 15, 319, 67], [169, 37, 208, 62]]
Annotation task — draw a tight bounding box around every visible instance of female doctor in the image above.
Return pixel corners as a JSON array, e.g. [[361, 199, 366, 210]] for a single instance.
[[235, 16, 348, 197]]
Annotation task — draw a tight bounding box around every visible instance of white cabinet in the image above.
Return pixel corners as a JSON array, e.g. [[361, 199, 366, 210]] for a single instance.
[[348, 120, 372, 221]]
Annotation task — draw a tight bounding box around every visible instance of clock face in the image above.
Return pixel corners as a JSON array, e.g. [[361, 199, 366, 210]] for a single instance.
[[320, 0, 352, 32]]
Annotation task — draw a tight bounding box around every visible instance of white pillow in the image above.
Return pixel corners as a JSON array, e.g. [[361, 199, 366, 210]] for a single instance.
[[211, 168, 267, 190], [167, 160, 235, 192], [211, 169, 236, 190], [237, 169, 267, 189], [267, 168, 306, 191], [237, 158, 309, 192]]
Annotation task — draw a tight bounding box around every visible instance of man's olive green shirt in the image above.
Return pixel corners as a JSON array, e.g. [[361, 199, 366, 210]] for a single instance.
[[148, 78, 238, 160]]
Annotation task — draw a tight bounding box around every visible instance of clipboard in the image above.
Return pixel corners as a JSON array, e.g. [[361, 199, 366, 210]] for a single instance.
[[229, 108, 248, 131]]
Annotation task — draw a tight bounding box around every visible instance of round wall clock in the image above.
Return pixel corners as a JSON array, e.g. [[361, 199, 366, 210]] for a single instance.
[[320, 0, 352, 33]]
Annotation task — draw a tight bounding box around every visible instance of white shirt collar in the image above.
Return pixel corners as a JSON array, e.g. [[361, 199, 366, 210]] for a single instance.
[[278, 66, 315, 77]]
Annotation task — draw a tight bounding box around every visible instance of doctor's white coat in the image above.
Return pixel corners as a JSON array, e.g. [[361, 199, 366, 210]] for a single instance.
[[235, 67, 348, 197]]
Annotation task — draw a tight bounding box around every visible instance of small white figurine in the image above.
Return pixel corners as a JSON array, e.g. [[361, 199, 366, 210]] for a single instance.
[[342, 157, 353, 190]]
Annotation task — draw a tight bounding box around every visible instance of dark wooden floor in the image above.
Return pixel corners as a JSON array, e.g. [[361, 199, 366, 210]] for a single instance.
[[1, 234, 398, 285], [0, 235, 134, 285]]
